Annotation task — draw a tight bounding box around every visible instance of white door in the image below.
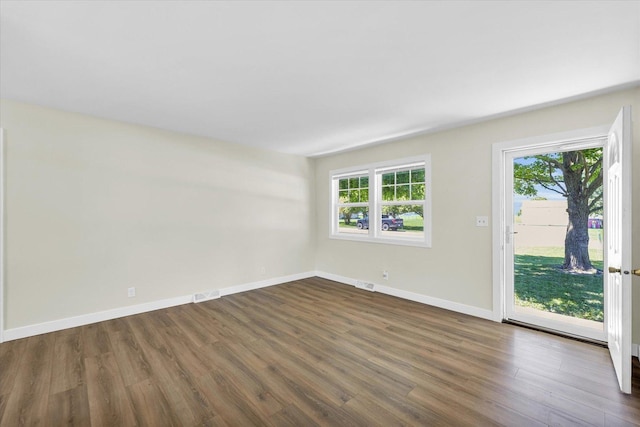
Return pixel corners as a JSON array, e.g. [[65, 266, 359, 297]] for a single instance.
[[605, 106, 632, 394]]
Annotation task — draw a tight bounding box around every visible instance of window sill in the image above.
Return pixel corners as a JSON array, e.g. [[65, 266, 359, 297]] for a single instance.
[[329, 232, 431, 248]]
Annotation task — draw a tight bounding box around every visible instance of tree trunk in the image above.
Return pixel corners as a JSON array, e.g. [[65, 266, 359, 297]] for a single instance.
[[343, 209, 351, 225], [562, 152, 595, 273]]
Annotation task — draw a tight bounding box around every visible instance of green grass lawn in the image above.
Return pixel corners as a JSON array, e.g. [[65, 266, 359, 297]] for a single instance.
[[338, 220, 359, 229], [514, 241, 604, 322]]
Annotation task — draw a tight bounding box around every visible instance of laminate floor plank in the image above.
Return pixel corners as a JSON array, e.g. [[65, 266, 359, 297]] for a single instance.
[[85, 352, 137, 427], [107, 325, 153, 387], [269, 403, 321, 427], [205, 342, 284, 417], [128, 378, 181, 427], [0, 277, 638, 426], [0, 394, 7, 424], [195, 371, 270, 427], [516, 367, 640, 424], [165, 305, 221, 348], [49, 328, 85, 395], [1, 333, 55, 426], [464, 373, 605, 426], [341, 394, 408, 427], [0, 338, 27, 397], [258, 364, 366, 427], [80, 322, 113, 357], [262, 339, 354, 407], [126, 315, 215, 426], [47, 385, 91, 427]]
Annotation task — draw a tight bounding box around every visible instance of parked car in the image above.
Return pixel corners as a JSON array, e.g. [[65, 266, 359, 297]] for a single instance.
[[357, 215, 404, 231], [588, 218, 603, 229]]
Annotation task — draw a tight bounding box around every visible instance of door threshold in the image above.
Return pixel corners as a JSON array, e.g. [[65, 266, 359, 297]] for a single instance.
[[503, 319, 607, 347]]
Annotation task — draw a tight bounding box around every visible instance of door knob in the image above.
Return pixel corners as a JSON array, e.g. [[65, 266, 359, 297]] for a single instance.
[[633, 269, 640, 277], [608, 267, 621, 274]]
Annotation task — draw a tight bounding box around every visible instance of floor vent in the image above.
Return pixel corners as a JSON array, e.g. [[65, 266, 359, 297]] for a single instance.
[[355, 281, 376, 292], [193, 290, 221, 303]]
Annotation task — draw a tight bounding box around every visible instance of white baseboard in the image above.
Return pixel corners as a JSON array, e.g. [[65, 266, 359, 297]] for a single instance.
[[219, 271, 314, 297], [2, 271, 315, 342], [2, 294, 193, 342], [315, 271, 495, 321]]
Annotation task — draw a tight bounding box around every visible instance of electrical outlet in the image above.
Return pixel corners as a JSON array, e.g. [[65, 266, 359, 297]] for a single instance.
[[476, 216, 489, 227], [127, 287, 136, 297], [383, 270, 389, 280]]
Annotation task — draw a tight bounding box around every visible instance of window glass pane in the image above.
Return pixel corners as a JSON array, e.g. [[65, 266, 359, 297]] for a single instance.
[[338, 207, 369, 234], [382, 173, 395, 185], [382, 186, 395, 201], [360, 188, 369, 202], [349, 177, 359, 189], [411, 183, 425, 200], [348, 190, 360, 203], [381, 204, 424, 238], [338, 190, 348, 202], [381, 205, 401, 218], [360, 176, 369, 188], [396, 184, 410, 200], [396, 170, 410, 184], [411, 168, 425, 183], [339, 179, 349, 190]]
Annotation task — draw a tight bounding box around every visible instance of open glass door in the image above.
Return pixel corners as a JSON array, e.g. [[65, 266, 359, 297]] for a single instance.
[[494, 106, 633, 394], [605, 106, 632, 394], [504, 142, 606, 342]]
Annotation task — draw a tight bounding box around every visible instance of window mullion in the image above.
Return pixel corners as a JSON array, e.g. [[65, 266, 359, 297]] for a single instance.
[[372, 169, 379, 238]]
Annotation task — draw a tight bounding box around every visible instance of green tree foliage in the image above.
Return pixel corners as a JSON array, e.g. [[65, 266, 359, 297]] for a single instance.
[[513, 148, 603, 273], [381, 168, 425, 218]]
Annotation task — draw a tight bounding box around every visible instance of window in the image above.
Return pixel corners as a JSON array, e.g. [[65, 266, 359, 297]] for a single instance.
[[335, 171, 369, 236], [331, 155, 431, 247]]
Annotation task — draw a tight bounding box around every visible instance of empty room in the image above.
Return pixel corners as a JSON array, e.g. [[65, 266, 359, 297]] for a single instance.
[[1, 1, 639, 425]]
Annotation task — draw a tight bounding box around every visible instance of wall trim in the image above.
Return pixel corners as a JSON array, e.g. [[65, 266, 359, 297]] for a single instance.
[[491, 125, 610, 324], [633, 343, 639, 360], [2, 271, 316, 342], [315, 271, 495, 321]]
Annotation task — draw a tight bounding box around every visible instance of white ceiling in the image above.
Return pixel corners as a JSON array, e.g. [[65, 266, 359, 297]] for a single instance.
[[1, 1, 639, 157]]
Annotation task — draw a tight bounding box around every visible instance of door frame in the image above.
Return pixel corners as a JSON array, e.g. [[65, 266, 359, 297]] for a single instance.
[[492, 125, 610, 327]]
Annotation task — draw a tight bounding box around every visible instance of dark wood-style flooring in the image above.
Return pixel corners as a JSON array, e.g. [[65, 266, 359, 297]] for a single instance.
[[1, 277, 639, 426]]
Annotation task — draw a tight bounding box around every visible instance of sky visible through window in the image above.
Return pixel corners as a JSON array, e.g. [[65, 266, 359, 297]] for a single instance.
[[513, 156, 564, 216]]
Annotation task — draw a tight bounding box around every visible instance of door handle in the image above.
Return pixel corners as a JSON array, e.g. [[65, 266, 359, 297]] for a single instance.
[[610, 267, 640, 276]]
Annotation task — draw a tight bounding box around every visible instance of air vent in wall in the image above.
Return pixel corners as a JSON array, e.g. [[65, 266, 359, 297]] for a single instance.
[[193, 290, 221, 303], [355, 281, 376, 292]]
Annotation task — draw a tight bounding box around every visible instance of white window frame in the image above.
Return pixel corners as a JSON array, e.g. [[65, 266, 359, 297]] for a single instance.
[[330, 154, 432, 248]]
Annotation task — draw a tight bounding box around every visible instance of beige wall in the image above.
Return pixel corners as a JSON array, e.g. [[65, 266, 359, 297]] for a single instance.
[[0, 100, 316, 329], [314, 87, 640, 344], [2, 87, 639, 346]]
